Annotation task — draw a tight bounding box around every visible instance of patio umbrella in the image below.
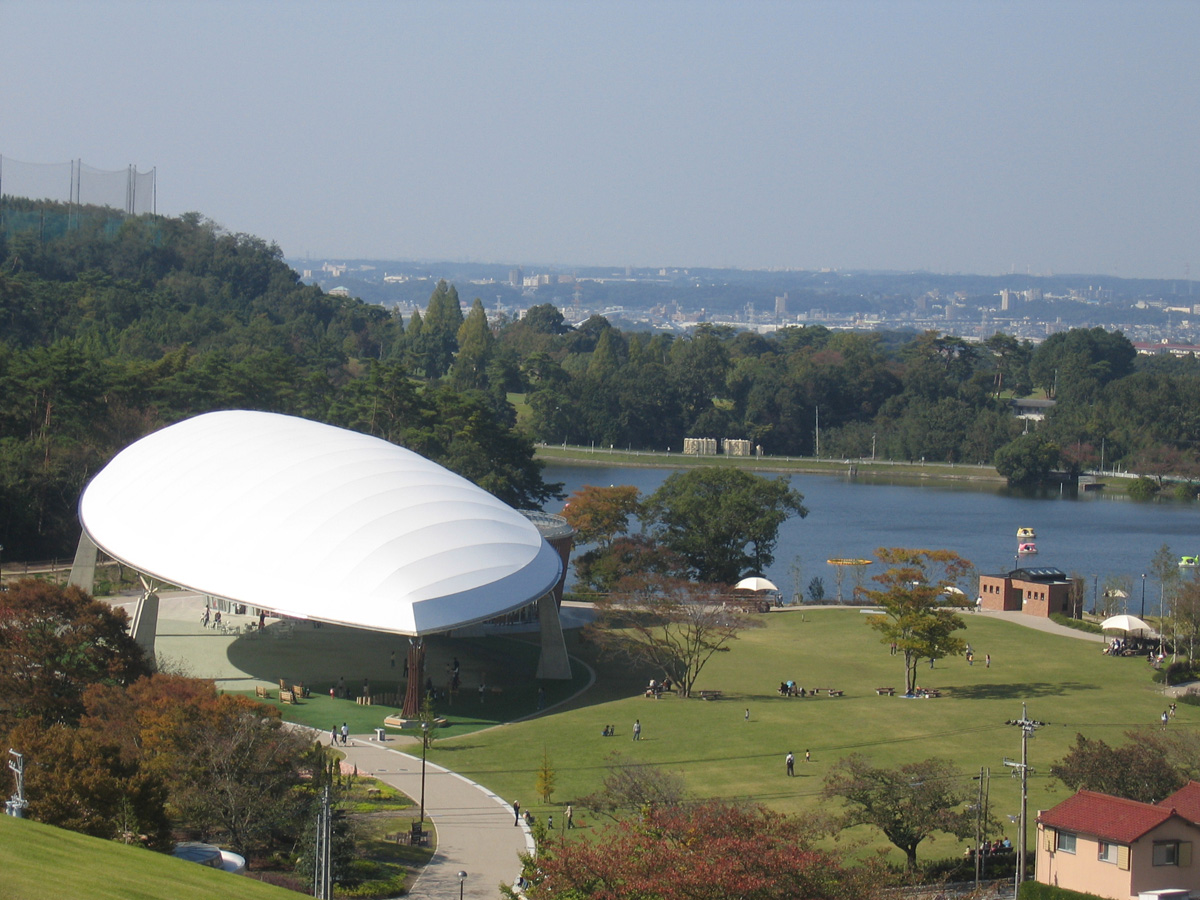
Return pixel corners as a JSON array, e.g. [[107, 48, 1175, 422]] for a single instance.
[[1100, 614, 1154, 635], [733, 576, 780, 593]]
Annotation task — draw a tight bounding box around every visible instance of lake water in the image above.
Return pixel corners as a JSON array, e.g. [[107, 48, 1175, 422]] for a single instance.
[[546, 463, 1200, 613]]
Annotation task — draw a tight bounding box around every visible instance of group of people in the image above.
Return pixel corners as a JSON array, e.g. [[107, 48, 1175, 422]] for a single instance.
[[965, 838, 1013, 858], [644, 678, 672, 698], [329, 723, 349, 745], [777, 680, 810, 697], [784, 750, 811, 774]]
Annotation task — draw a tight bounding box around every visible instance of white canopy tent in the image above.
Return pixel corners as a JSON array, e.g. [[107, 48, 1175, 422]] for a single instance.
[[78, 410, 563, 636]]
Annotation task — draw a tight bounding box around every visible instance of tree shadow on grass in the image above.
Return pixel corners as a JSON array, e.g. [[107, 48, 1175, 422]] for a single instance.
[[946, 681, 1099, 700]]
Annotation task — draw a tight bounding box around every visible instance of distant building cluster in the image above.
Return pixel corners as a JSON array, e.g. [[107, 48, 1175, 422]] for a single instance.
[[683, 437, 753, 457]]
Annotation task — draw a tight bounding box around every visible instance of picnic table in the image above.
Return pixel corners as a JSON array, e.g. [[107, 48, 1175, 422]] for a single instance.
[[697, 689, 723, 701]]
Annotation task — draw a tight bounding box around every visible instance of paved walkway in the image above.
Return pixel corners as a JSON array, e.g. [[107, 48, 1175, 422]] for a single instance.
[[108, 589, 551, 899], [317, 733, 532, 900]]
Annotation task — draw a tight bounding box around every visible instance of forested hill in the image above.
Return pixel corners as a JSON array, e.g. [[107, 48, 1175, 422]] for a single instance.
[[0, 202, 555, 559]]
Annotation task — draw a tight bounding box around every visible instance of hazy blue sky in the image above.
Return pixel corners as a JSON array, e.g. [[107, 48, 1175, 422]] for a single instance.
[[3, 1, 1197, 278]]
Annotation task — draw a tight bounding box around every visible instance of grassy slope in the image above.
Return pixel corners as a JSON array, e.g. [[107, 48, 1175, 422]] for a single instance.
[[0, 815, 300, 900], [421, 609, 1175, 864]]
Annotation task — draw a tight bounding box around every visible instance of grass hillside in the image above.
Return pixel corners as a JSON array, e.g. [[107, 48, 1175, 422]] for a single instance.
[[420, 609, 1180, 864], [0, 815, 300, 900]]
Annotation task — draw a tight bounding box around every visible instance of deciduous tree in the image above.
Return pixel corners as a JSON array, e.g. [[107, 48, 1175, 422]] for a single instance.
[[586, 574, 759, 698], [643, 467, 807, 583], [0, 579, 149, 734], [860, 548, 971, 694], [822, 755, 975, 869], [510, 799, 869, 900], [1049, 732, 1184, 803]]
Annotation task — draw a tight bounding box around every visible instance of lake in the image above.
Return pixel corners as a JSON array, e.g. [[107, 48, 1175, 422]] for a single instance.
[[545, 463, 1200, 613]]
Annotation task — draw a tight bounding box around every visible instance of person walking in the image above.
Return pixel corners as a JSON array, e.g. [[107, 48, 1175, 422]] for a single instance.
[[340, 723, 349, 745], [548, 814, 554, 831], [513, 800, 521, 825], [633, 719, 642, 741], [744, 707, 750, 723], [566, 804, 574, 828], [986, 654, 991, 668], [805, 749, 811, 764], [786, 751, 795, 776]]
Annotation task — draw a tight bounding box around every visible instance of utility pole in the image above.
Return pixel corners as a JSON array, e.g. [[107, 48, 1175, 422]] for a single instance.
[[1004, 704, 1045, 900], [313, 783, 332, 899], [973, 766, 991, 889]]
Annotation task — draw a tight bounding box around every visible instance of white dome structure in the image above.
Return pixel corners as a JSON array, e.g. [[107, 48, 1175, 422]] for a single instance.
[[78, 410, 563, 635]]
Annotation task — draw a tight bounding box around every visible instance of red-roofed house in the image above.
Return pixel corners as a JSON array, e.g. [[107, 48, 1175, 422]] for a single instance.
[[1036, 789, 1200, 899], [1161, 781, 1200, 825]]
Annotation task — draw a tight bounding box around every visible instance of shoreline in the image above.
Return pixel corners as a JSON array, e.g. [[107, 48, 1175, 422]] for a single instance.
[[535, 446, 1009, 484]]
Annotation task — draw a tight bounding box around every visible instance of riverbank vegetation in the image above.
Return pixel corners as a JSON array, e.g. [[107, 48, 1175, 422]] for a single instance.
[[4, 202, 1200, 559]]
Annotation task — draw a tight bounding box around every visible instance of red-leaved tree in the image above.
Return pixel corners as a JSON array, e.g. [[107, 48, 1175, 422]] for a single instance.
[[511, 800, 872, 900]]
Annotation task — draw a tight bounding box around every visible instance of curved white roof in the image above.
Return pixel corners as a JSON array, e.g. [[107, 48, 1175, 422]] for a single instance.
[[79, 410, 562, 635]]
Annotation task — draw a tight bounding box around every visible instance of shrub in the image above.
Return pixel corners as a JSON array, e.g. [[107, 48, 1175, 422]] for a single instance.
[[1166, 662, 1198, 685], [1128, 477, 1160, 501], [1019, 879, 1107, 900], [1049, 614, 1103, 635], [1173, 482, 1199, 502]]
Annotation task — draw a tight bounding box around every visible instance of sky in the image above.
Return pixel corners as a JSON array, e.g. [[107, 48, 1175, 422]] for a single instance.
[[2, 1, 1197, 279]]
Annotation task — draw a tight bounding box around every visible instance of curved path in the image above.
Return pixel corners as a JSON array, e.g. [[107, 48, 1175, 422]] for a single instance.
[[318, 733, 532, 900]]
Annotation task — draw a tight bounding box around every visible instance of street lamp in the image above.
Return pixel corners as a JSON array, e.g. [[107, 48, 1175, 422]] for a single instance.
[[458, 870, 468, 900], [419, 721, 429, 826], [1141, 573, 1147, 619]]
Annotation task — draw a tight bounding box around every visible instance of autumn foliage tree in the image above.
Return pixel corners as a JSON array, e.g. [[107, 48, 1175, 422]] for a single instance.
[[509, 800, 872, 900], [0, 579, 149, 734], [859, 548, 972, 694], [587, 574, 759, 698]]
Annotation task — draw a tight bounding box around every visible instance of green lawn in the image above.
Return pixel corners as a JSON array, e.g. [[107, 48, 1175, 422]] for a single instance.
[[417, 609, 1177, 864], [0, 815, 300, 900]]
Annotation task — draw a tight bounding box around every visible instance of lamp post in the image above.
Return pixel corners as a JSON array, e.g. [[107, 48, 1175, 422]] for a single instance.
[[458, 870, 468, 900], [1141, 573, 1147, 619], [419, 721, 429, 826]]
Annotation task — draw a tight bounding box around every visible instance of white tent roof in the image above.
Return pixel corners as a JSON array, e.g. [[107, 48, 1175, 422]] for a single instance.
[[79, 410, 562, 635]]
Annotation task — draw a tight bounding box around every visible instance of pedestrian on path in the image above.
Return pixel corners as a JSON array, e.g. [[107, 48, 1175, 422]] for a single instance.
[[633, 719, 642, 741], [566, 805, 574, 828], [513, 800, 521, 825], [341, 723, 349, 745], [331, 725, 337, 745], [786, 752, 795, 776]]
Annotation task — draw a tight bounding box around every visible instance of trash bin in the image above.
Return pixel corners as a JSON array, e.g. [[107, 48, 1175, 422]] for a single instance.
[[374, 728, 386, 742]]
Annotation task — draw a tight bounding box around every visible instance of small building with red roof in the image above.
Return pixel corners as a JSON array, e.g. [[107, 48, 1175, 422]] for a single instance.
[[1036, 789, 1199, 899]]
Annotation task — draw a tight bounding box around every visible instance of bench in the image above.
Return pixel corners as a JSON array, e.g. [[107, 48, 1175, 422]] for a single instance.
[[697, 690, 723, 701], [279, 690, 296, 704], [292, 684, 310, 699], [255, 685, 272, 700], [828, 689, 844, 697], [875, 688, 895, 696]]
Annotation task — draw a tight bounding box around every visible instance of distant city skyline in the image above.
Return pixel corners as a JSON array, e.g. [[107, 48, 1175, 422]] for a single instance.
[[3, 1, 1197, 280]]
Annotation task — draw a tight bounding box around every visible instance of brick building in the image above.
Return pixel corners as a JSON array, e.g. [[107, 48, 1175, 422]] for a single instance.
[[978, 567, 1074, 618]]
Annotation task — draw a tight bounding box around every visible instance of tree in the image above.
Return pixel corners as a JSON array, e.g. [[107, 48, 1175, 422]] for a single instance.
[[450, 298, 494, 391], [643, 467, 807, 583], [536, 747, 556, 803], [418, 280, 463, 378], [578, 753, 688, 821], [510, 799, 871, 900], [860, 549, 971, 694], [572, 534, 689, 596], [1050, 732, 1185, 803], [562, 485, 642, 547], [822, 755, 975, 869], [0, 579, 150, 734], [587, 574, 759, 698], [5, 718, 171, 849], [994, 433, 1061, 487]]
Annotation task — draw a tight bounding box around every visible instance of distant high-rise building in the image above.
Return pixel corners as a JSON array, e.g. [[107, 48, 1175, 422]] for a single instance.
[[775, 292, 788, 317], [509, 267, 523, 287]]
